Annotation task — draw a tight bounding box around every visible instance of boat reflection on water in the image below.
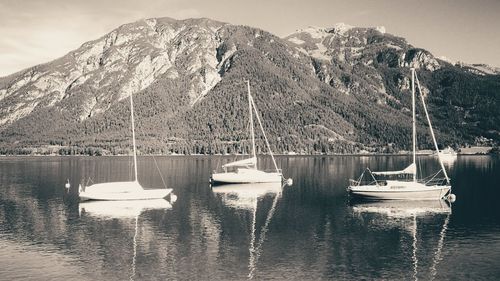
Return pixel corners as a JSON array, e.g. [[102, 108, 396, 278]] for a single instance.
[[351, 199, 451, 218], [436, 155, 457, 169], [212, 182, 284, 279], [79, 198, 174, 281], [212, 182, 283, 210], [79, 198, 173, 219], [350, 199, 451, 281], [433, 147, 458, 166]]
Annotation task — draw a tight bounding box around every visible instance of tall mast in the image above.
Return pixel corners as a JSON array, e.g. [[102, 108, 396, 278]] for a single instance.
[[130, 93, 138, 182], [250, 92, 280, 173], [414, 73, 450, 184], [247, 80, 257, 167], [411, 68, 417, 182]]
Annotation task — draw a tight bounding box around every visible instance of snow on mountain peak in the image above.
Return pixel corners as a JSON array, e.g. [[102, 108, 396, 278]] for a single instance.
[[375, 26, 386, 34], [144, 18, 157, 30], [295, 23, 354, 37], [296, 26, 328, 39], [330, 23, 354, 35]]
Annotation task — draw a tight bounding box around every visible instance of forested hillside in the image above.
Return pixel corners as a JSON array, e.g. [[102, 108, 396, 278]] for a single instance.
[[0, 18, 498, 155]]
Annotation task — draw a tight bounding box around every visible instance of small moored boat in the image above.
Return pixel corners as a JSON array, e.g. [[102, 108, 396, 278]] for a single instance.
[[211, 81, 285, 185], [348, 69, 453, 201], [78, 92, 172, 201]]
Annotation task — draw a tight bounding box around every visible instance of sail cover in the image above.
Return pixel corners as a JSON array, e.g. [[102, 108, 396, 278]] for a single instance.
[[222, 157, 257, 169], [372, 163, 416, 176]]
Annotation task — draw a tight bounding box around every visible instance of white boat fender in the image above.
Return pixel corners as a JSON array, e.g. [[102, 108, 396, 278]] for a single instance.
[[78, 184, 83, 194], [65, 179, 70, 190], [166, 193, 177, 203], [285, 178, 293, 186], [447, 193, 456, 203]]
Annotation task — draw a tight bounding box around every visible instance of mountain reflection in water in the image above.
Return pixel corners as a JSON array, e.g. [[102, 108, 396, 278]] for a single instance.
[[0, 155, 499, 280]]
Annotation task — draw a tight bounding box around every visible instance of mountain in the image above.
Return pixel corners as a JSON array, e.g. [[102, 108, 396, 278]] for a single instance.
[[0, 18, 499, 155]]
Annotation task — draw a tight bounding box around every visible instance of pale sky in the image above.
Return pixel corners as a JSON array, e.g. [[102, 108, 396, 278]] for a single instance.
[[1, 0, 499, 77]]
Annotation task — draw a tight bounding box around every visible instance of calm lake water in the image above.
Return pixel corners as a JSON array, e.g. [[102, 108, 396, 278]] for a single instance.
[[0, 155, 499, 280]]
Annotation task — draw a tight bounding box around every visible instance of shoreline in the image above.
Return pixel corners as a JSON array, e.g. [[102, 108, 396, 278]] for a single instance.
[[0, 152, 495, 158]]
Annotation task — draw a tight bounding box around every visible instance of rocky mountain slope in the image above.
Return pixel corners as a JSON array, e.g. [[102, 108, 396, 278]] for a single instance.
[[0, 18, 498, 155]]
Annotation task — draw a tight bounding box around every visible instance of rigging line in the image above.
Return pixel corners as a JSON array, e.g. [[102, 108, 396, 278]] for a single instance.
[[249, 190, 282, 279], [136, 125, 168, 189], [249, 94, 279, 173], [254, 191, 281, 259], [429, 213, 451, 281], [247, 80, 257, 162], [128, 109, 134, 181], [366, 168, 378, 186], [215, 154, 221, 173], [151, 154, 168, 189], [357, 168, 366, 184], [129, 153, 133, 182], [414, 73, 450, 185], [418, 155, 422, 182], [128, 92, 165, 188], [248, 108, 254, 161], [424, 170, 443, 185], [129, 93, 138, 182]]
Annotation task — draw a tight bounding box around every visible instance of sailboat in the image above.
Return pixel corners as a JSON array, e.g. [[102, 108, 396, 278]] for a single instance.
[[348, 69, 453, 200], [78, 93, 172, 201], [210, 81, 284, 185]]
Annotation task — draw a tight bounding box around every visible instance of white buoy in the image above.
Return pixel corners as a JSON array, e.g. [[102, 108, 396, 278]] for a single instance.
[[285, 178, 293, 186], [65, 179, 70, 191], [448, 193, 456, 203], [169, 194, 178, 204]]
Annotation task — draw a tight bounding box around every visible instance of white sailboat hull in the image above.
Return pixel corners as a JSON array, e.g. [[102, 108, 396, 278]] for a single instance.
[[79, 181, 172, 201], [211, 168, 282, 184], [348, 181, 450, 200]]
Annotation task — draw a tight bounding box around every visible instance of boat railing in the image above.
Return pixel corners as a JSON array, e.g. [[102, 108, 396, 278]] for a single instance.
[[349, 179, 360, 186], [350, 168, 380, 186], [422, 177, 448, 186], [420, 169, 449, 186], [349, 179, 379, 186], [264, 168, 282, 174]]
